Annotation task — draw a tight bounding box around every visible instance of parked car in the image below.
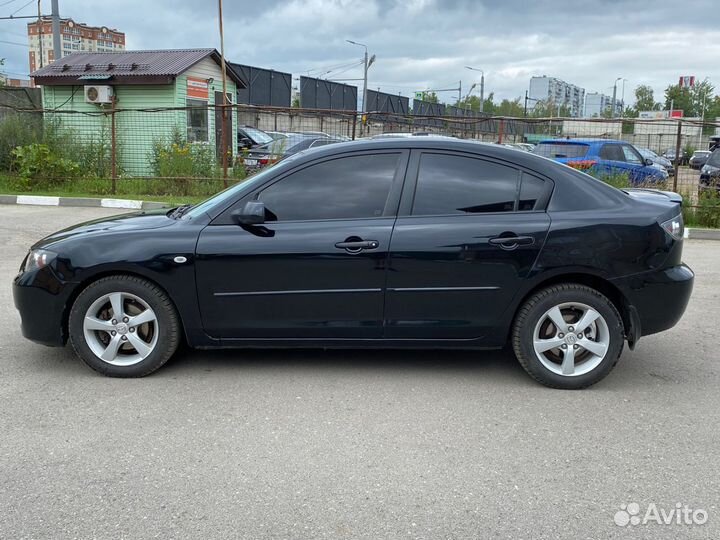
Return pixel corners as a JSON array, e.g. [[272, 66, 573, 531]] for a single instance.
[[371, 132, 455, 139], [14, 139, 693, 389], [689, 150, 712, 170], [534, 139, 668, 184], [237, 126, 274, 150], [637, 147, 674, 176], [266, 131, 290, 140], [662, 148, 689, 166], [239, 135, 343, 170], [700, 148, 720, 188]]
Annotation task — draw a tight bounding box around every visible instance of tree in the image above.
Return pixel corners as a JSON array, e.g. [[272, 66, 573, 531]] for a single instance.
[[531, 99, 570, 118], [494, 97, 524, 117], [422, 91, 439, 104], [0, 58, 5, 87], [633, 84, 660, 113], [664, 79, 714, 117]]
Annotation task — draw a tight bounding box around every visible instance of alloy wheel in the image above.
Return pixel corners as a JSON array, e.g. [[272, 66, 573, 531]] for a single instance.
[[532, 302, 610, 377], [82, 292, 159, 366]]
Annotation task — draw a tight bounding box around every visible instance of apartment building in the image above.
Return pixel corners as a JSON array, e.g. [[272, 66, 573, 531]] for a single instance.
[[528, 76, 585, 118], [27, 17, 125, 72]]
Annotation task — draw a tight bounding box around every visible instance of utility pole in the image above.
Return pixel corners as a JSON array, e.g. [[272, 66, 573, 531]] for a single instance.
[[458, 80, 462, 107], [465, 66, 484, 112], [612, 77, 621, 118], [36, 0, 43, 68], [51, 0, 60, 62], [347, 40, 372, 113], [218, 0, 229, 185]]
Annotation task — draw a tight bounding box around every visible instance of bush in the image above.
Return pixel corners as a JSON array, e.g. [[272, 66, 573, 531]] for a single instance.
[[10, 143, 80, 190], [0, 113, 42, 172]]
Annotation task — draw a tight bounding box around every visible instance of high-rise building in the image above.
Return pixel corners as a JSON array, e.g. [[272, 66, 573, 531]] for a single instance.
[[528, 76, 585, 118], [584, 92, 621, 118], [27, 17, 125, 73]]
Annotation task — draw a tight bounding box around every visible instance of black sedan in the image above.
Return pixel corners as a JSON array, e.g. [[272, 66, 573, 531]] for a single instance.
[[700, 149, 720, 188], [689, 150, 712, 170], [13, 139, 694, 389]]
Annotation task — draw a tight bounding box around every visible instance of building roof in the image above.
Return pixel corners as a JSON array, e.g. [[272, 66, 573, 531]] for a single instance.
[[31, 49, 245, 87]]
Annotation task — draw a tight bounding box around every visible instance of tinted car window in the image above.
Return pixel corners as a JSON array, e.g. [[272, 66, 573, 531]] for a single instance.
[[518, 173, 546, 211], [622, 145, 643, 165], [534, 143, 589, 159], [412, 153, 519, 215], [600, 144, 626, 162], [257, 153, 400, 221], [707, 149, 720, 167]]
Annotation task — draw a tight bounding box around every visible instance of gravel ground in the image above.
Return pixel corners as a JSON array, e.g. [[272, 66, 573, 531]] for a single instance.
[[0, 205, 718, 540]]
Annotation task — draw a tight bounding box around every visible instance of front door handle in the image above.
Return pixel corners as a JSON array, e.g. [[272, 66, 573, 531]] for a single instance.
[[488, 235, 535, 249], [335, 239, 379, 253]]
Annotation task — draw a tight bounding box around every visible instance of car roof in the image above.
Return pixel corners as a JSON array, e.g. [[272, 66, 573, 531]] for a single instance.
[[537, 138, 626, 145]]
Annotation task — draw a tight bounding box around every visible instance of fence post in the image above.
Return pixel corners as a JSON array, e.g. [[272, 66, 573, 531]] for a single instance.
[[351, 113, 357, 140], [673, 120, 682, 192], [110, 97, 117, 195]]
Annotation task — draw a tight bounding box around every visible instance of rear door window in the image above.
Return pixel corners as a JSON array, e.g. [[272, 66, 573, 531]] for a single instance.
[[599, 144, 626, 162], [411, 153, 520, 215]]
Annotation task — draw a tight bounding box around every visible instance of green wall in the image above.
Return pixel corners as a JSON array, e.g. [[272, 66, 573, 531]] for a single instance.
[[41, 69, 237, 177]]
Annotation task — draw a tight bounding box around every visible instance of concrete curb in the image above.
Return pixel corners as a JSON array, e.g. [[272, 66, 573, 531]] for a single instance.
[[0, 194, 169, 211], [687, 228, 720, 241]]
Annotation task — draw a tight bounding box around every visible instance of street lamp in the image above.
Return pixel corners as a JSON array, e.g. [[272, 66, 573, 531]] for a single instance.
[[346, 39, 375, 114], [465, 66, 485, 112], [612, 77, 622, 118]]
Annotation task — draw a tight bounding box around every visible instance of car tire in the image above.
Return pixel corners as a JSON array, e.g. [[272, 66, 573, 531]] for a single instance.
[[512, 284, 624, 389], [69, 275, 180, 377]]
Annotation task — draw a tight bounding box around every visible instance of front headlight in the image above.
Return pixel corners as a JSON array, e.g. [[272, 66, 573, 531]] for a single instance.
[[21, 249, 57, 273]]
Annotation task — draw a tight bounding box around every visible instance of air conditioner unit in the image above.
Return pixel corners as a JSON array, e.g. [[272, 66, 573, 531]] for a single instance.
[[84, 85, 113, 104]]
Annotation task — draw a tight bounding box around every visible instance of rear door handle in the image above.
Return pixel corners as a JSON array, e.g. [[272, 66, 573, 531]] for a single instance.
[[488, 235, 535, 248], [335, 240, 379, 252]]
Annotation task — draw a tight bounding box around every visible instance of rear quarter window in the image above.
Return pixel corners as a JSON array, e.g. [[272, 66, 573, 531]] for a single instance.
[[534, 143, 589, 159]]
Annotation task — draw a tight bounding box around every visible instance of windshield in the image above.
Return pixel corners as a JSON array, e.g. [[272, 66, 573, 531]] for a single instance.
[[638, 148, 656, 159], [694, 151, 711, 157], [533, 142, 589, 159], [257, 135, 308, 153], [706, 149, 720, 167], [242, 127, 273, 145]]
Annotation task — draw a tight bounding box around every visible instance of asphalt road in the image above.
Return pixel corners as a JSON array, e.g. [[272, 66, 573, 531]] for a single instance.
[[1, 206, 718, 540]]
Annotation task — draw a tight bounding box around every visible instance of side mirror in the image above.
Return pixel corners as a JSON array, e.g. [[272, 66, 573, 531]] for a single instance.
[[645, 158, 654, 166], [231, 201, 266, 225]]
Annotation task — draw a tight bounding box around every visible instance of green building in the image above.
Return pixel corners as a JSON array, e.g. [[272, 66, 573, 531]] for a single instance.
[[32, 49, 245, 176]]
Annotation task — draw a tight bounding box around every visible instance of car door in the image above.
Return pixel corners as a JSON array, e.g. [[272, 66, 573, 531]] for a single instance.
[[620, 144, 658, 183], [384, 150, 552, 340], [195, 150, 409, 340]]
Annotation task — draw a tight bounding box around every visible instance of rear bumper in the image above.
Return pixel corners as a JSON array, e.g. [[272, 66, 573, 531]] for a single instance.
[[612, 264, 694, 338]]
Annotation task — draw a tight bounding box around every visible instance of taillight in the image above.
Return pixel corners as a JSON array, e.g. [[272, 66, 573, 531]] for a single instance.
[[661, 214, 684, 240]]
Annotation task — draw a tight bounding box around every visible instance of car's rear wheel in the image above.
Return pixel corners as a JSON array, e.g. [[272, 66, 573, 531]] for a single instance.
[[69, 275, 180, 377], [512, 284, 624, 389]]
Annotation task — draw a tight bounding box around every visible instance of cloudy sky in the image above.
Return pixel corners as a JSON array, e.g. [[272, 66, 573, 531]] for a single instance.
[[1, 0, 718, 105]]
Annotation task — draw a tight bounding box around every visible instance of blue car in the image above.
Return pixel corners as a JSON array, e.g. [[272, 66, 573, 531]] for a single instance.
[[534, 139, 668, 184]]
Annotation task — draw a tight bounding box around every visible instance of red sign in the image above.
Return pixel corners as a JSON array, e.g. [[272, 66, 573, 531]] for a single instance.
[[187, 76, 209, 100], [678, 76, 695, 88], [669, 110, 684, 118]]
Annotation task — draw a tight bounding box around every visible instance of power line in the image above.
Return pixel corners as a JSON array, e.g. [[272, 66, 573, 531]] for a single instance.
[[0, 38, 28, 46], [10, 0, 34, 16]]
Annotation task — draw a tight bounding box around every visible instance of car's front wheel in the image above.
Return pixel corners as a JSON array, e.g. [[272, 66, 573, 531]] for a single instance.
[[69, 275, 180, 377], [512, 284, 624, 389]]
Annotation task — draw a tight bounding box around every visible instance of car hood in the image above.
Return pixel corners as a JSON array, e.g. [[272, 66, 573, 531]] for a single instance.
[[33, 208, 176, 249]]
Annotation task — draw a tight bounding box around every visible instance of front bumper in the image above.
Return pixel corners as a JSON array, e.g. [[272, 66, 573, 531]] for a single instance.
[[13, 268, 74, 347], [612, 264, 694, 339]]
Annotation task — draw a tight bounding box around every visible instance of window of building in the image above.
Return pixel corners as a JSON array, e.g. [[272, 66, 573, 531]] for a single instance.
[[186, 98, 209, 143]]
